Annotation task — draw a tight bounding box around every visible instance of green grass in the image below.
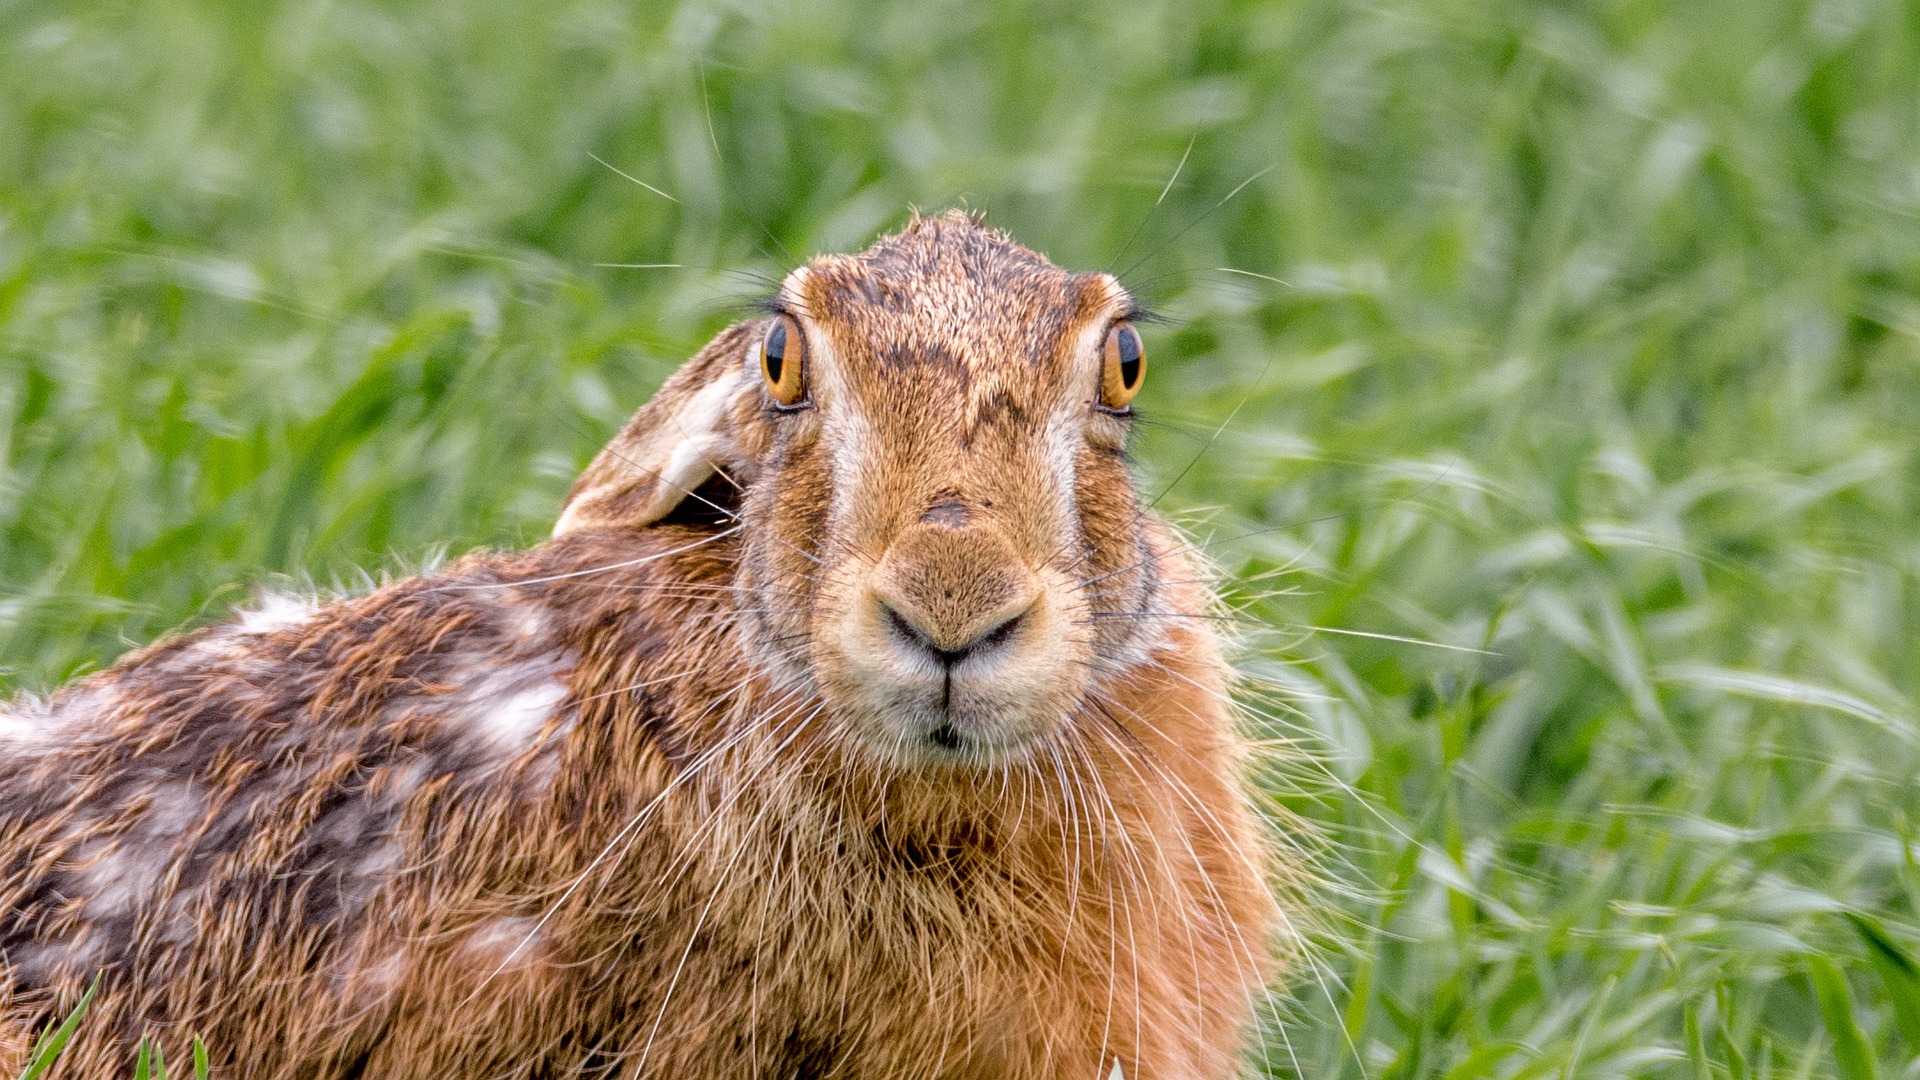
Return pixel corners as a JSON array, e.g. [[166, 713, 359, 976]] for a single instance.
[[2, 0, 1917, 1075], [12, 976, 209, 1080]]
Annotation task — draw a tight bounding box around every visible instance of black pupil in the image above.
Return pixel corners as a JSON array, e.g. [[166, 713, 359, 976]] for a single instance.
[[1116, 327, 1141, 388], [764, 322, 787, 384]]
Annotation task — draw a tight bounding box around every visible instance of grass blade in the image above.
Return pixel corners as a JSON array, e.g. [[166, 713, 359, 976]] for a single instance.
[[17, 974, 100, 1080], [1849, 913, 1920, 1060], [1808, 955, 1879, 1080]]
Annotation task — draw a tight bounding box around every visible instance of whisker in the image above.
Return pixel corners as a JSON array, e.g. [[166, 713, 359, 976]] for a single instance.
[[1117, 163, 1276, 282], [587, 151, 680, 203], [1293, 624, 1497, 656], [1214, 267, 1293, 287], [1105, 135, 1196, 275], [696, 64, 796, 272], [434, 528, 742, 592]]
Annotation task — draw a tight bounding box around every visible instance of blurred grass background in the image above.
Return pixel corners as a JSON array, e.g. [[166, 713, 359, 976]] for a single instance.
[[2, 0, 1917, 1074]]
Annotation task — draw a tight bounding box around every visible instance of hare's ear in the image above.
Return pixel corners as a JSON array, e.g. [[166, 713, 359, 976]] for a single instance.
[[553, 323, 766, 537]]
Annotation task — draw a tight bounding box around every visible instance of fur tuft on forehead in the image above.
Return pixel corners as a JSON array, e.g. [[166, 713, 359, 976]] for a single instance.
[[794, 211, 1098, 354], [854, 210, 1063, 281]]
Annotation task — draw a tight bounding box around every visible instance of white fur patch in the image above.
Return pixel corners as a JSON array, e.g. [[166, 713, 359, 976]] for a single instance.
[[62, 686, 116, 726], [824, 406, 877, 529], [459, 916, 543, 970], [314, 800, 372, 847], [443, 651, 575, 756], [0, 687, 109, 747], [505, 602, 549, 643], [5, 940, 64, 983], [361, 950, 409, 995], [142, 783, 205, 834], [355, 840, 403, 880], [235, 593, 317, 635], [0, 700, 37, 745], [334, 946, 410, 1008], [368, 949, 410, 983], [470, 676, 568, 751], [74, 838, 168, 919], [1046, 407, 1082, 523], [378, 760, 428, 801]]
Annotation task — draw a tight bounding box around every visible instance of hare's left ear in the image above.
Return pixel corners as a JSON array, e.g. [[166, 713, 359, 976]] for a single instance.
[[553, 323, 766, 537]]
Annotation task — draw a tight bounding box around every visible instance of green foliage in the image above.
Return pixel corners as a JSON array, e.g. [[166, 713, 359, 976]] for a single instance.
[[1811, 955, 1880, 1080], [127, 1034, 211, 1080], [16, 976, 96, 1080], [12, 980, 209, 1080], [1853, 913, 1920, 1061], [1, 0, 1914, 1076]]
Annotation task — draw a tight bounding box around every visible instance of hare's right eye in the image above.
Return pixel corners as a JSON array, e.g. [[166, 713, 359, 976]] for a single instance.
[[1099, 321, 1145, 411], [759, 315, 808, 407]]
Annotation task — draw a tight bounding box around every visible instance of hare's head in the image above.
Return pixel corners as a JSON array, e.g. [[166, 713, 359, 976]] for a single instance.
[[557, 211, 1164, 767]]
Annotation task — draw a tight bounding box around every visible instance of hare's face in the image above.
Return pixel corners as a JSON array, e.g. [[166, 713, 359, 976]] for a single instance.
[[556, 213, 1164, 768], [735, 216, 1162, 767]]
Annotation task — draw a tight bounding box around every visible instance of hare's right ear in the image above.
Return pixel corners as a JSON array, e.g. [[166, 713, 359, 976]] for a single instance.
[[554, 323, 767, 537]]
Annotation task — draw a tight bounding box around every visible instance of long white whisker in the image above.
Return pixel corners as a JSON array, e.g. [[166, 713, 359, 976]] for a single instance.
[[586, 151, 680, 203], [435, 528, 741, 592]]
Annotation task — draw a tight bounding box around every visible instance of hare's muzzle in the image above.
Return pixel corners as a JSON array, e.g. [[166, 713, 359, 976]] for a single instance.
[[822, 522, 1092, 766]]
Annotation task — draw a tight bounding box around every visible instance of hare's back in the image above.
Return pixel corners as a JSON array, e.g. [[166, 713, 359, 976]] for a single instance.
[[0, 527, 732, 1052]]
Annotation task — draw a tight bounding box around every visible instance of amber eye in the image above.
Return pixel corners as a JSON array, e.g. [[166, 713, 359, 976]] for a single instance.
[[1099, 322, 1145, 410], [757, 315, 807, 407]]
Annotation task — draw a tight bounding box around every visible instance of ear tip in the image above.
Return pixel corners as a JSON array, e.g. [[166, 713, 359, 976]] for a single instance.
[[554, 322, 757, 538], [551, 457, 715, 538]]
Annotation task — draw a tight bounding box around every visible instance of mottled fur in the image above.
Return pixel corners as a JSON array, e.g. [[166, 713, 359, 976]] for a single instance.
[[1, 212, 1283, 1077]]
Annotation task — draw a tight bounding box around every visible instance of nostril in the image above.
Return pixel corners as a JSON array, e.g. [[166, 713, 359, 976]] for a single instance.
[[883, 605, 946, 663], [971, 608, 1025, 655], [880, 602, 1028, 669]]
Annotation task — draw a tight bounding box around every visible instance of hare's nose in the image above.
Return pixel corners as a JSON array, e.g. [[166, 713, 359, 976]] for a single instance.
[[869, 522, 1038, 670], [879, 597, 1029, 670]]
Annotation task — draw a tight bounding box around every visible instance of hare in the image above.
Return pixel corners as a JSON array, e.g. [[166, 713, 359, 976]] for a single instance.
[[0, 211, 1284, 1078]]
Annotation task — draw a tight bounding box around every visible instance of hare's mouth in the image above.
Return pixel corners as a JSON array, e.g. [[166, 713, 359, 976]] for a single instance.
[[852, 687, 1068, 767]]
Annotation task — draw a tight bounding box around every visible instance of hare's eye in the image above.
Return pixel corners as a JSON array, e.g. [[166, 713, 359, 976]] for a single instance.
[[1099, 322, 1145, 410], [759, 315, 808, 407]]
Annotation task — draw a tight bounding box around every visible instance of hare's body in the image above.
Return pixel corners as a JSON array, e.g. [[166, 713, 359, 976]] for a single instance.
[[1, 214, 1281, 1078]]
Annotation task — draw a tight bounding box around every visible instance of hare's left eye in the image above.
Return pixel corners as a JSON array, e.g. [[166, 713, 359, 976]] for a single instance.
[[758, 315, 808, 407], [1099, 322, 1145, 411]]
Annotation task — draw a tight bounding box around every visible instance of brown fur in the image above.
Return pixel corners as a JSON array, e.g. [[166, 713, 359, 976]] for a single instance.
[[1, 212, 1284, 1078]]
